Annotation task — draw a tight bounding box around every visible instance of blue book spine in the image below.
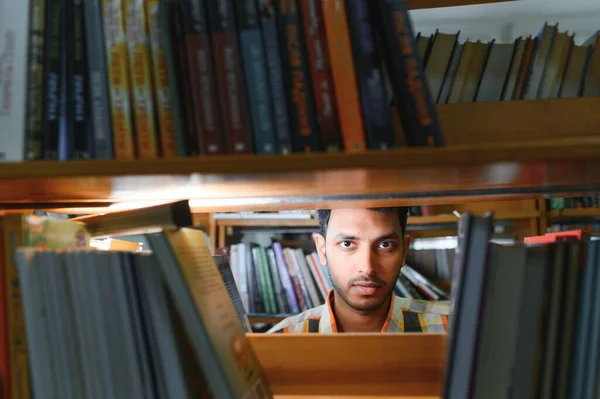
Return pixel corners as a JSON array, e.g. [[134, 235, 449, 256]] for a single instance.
[[83, 0, 113, 159], [372, 0, 444, 147], [347, 0, 395, 150], [257, 0, 293, 154], [237, 1, 278, 154]]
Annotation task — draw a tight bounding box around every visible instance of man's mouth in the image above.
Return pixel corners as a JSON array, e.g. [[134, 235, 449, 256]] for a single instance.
[[353, 282, 383, 295]]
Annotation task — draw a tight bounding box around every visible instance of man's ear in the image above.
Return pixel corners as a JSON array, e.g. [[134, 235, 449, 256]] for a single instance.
[[402, 234, 411, 266], [314, 233, 327, 266]]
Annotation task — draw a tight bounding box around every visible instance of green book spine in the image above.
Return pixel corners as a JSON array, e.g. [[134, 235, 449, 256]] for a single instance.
[[259, 246, 278, 314], [251, 246, 273, 314]]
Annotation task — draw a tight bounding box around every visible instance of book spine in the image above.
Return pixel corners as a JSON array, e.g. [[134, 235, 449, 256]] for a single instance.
[[346, 0, 396, 150], [259, 247, 278, 313], [273, 242, 300, 313], [236, 0, 278, 155], [181, 0, 226, 155], [322, 0, 366, 152], [25, 0, 46, 160], [267, 248, 289, 313], [284, 248, 308, 310], [299, 0, 341, 152], [146, 0, 178, 157], [3, 216, 30, 399], [372, 0, 443, 147], [102, 0, 136, 159], [83, 0, 114, 159], [43, 0, 64, 159], [275, 0, 322, 153], [256, 0, 293, 154], [206, 0, 254, 154], [170, 1, 199, 155], [72, 0, 90, 159], [244, 245, 256, 313], [125, 0, 159, 158]]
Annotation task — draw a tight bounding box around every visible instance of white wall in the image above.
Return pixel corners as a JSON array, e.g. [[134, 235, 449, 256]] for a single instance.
[[410, 0, 600, 44]]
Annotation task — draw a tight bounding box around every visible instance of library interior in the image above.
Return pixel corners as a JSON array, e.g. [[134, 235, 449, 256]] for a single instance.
[[1, 0, 600, 397]]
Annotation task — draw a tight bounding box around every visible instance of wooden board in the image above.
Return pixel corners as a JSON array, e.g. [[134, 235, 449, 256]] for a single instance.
[[408, 0, 513, 9], [1, 137, 600, 210], [247, 333, 446, 397]]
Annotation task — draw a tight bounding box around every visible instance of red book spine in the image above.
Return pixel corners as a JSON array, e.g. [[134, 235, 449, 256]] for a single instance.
[[207, 0, 253, 154], [181, 0, 226, 154], [299, 0, 342, 152]]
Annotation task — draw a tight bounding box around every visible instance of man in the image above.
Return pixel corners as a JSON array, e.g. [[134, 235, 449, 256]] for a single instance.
[[268, 207, 449, 333]]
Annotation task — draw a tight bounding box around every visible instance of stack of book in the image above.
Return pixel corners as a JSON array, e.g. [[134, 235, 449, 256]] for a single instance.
[[444, 214, 600, 399], [15, 227, 272, 398], [421, 22, 600, 104], [0, 0, 441, 162], [547, 195, 600, 210]]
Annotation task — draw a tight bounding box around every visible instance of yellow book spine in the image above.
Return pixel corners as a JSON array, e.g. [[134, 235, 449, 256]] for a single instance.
[[103, 0, 136, 159], [146, 0, 178, 158], [126, 0, 159, 159], [3, 215, 29, 399]]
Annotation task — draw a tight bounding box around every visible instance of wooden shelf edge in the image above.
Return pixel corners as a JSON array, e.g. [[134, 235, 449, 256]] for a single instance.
[[248, 333, 446, 397], [548, 209, 600, 219], [408, 0, 513, 9]]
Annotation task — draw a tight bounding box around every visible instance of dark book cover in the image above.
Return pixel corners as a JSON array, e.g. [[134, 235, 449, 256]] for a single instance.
[[180, 0, 226, 155], [235, 0, 277, 155], [71, 0, 89, 159], [346, 0, 396, 150], [371, 0, 444, 147], [42, 0, 64, 159], [298, 0, 341, 152], [82, 0, 113, 159], [214, 255, 252, 332], [170, 0, 198, 155], [158, 0, 190, 156], [206, 0, 254, 154], [256, 0, 293, 154], [25, 0, 46, 160], [275, 0, 322, 153]]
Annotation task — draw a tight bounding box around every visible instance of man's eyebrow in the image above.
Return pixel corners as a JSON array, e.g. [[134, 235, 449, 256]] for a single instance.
[[332, 232, 400, 241], [376, 232, 401, 241]]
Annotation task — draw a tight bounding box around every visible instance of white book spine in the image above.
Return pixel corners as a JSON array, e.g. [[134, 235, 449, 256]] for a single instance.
[[0, 1, 30, 161]]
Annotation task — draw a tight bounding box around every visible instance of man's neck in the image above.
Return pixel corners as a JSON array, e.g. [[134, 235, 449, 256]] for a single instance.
[[331, 292, 392, 333]]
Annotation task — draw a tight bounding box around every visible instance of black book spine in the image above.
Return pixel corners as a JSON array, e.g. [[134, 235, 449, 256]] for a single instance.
[[346, 0, 395, 150], [274, 0, 321, 152], [71, 0, 89, 158], [42, 0, 64, 159], [371, 0, 443, 147]]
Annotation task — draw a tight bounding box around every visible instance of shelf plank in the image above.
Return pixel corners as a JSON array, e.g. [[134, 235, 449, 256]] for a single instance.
[[248, 315, 289, 324], [248, 333, 446, 397], [408, 0, 513, 9], [548, 209, 600, 219], [1, 137, 600, 209]]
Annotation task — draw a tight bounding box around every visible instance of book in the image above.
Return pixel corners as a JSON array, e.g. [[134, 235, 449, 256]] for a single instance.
[[215, 254, 252, 332], [145, 228, 272, 398]]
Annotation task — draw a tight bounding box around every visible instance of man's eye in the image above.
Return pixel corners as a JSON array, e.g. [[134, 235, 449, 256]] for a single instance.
[[378, 241, 395, 249], [340, 241, 354, 249]]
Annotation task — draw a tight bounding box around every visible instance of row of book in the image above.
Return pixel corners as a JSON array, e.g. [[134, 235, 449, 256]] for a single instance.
[[444, 216, 600, 398], [228, 242, 450, 318], [546, 196, 600, 210], [0, 0, 442, 162], [0, 213, 272, 398], [423, 22, 600, 104]]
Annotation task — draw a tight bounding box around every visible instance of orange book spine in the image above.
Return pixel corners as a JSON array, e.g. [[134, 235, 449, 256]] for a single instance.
[[146, 0, 178, 158], [103, 0, 136, 159], [321, 0, 366, 152], [3, 216, 29, 399], [125, 0, 159, 158]]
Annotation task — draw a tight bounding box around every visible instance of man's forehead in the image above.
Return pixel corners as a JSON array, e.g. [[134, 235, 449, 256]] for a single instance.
[[327, 208, 402, 232]]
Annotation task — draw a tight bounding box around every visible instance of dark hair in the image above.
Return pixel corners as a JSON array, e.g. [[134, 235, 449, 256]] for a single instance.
[[317, 207, 409, 237]]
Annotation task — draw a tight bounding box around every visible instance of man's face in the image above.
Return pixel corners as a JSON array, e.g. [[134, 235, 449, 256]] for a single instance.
[[314, 208, 409, 312]]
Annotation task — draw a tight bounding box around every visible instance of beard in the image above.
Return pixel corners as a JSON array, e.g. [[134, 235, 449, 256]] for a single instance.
[[326, 265, 397, 312]]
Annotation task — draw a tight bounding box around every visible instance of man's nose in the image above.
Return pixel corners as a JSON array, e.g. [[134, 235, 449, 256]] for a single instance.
[[358, 247, 377, 276]]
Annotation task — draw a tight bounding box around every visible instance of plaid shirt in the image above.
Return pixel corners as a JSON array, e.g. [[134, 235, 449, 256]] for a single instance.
[[268, 290, 449, 333]]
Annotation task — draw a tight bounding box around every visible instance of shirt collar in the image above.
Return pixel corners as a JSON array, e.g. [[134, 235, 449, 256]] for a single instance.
[[320, 289, 396, 333]]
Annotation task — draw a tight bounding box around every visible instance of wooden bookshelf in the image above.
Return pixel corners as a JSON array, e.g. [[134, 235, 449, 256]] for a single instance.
[[2, 99, 599, 210], [408, 0, 514, 9], [548, 208, 600, 219], [248, 333, 446, 397], [248, 314, 289, 324]]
